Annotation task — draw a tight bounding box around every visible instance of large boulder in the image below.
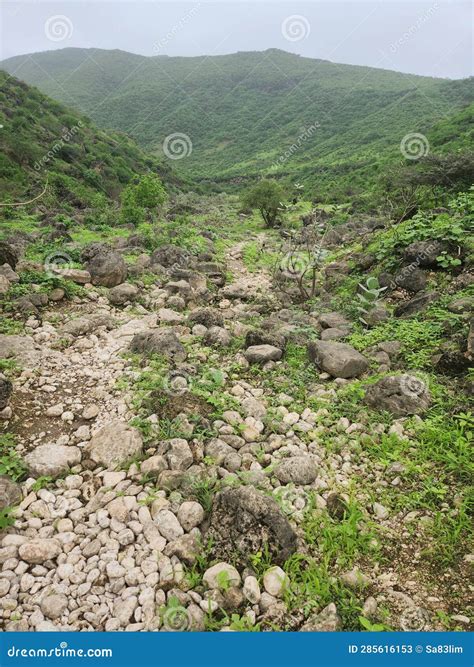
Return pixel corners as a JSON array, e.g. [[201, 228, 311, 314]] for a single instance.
[[86, 421, 143, 468], [198, 262, 226, 287], [0, 376, 12, 410], [221, 282, 253, 300], [245, 329, 286, 351], [25, 444, 82, 478], [308, 341, 368, 378], [130, 329, 187, 363], [206, 486, 298, 568], [0, 241, 19, 269], [108, 283, 139, 306], [244, 345, 282, 364], [318, 312, 351, 331], [393, 267, 427, 293], [0, 275, 10, 295], [18, 539, 62, 564], [403, 240, 449, 268], [364, 374, 431, 416], [203, 326, 231, 347], [0, 263, 20, 283], [150, 245, 189, 268], [51, 268, 91, 284], [156, 438, 193, 471], [187, 308, 224, 329], [275, 456, 318, 485], [394, 292, 439, 318], [300, 603, 341, 632], [82, 244, 127, 287]]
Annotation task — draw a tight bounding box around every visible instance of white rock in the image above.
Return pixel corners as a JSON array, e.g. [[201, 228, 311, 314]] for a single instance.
[[0, 579, 11, 596], [143, 523, 167, 551], [25, 444, 81, 478], [106, 561, 126, 579], [41, 593, 68, 619], [263, 566, 288, 598], [177, 501, 204, 531], [155, 510, 184, 541], [46, 403, 64, 417], [82, 405, 99, 420], [341, 567, 371, 589], [107, 497, 130, 522], [102, 471, 126, 487], [86, 421, 143, 469], [203, 562, 241, 590], [18, 539, 62, 564], [373, 502, 389, 520], [243, 576, 261, 604], [114, 596, 138, 627]]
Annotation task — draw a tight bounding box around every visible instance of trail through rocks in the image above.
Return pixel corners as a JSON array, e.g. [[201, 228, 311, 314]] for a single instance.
[[0, 235, 471, 633]]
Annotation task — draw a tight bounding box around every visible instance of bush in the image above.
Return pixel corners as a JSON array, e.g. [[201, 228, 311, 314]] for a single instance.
[[120, 174, 167, 225], [242, 179, 285, 227]]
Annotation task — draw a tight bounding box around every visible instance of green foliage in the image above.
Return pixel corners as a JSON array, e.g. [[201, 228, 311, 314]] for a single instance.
[[120, 174, 167, 225], [371, 189, 472, 267], [31, 476, 54, 492], [0, 506, 16, 531], [0, 434, 26, 482], [303, 497, 380, 568], [3, 49, 472, 207], [349, 301, 466, 370], [242, 180, 286, 227], [436, 251, 462, 269], [356, 277, 387, 325], [0, 71, 175, 215], [358, 413, 473, 566], [0, 318, 23, 335], [359, 616, 392, 632]]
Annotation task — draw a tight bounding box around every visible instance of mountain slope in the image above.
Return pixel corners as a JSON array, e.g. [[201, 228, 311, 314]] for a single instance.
[[0, 70, 180, 207], [2, 48, 473, 200]]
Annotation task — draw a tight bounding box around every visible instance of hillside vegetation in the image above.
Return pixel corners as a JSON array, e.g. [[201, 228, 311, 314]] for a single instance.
[[0, 71, 181, 209], [2, 48, 473, 203]]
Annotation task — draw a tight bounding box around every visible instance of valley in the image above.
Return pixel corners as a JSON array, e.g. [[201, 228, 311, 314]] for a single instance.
[[0, 53, 472, 634]]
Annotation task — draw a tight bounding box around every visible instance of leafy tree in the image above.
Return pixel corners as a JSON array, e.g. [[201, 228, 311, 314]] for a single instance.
[[132, 173, 167, 209], [242, 180, 285, 227], [120, 174, 167, 225]]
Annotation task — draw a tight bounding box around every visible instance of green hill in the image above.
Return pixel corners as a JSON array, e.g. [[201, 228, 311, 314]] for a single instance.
[[2, 48, 473, 200], [0, 70, 180, 208]]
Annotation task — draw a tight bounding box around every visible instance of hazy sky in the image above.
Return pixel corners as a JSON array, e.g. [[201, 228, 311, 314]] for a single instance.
[[1, 1, 472, 78]]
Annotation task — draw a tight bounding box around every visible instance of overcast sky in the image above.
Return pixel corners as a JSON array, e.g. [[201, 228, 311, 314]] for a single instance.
[[1, 0, 472, 78]]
